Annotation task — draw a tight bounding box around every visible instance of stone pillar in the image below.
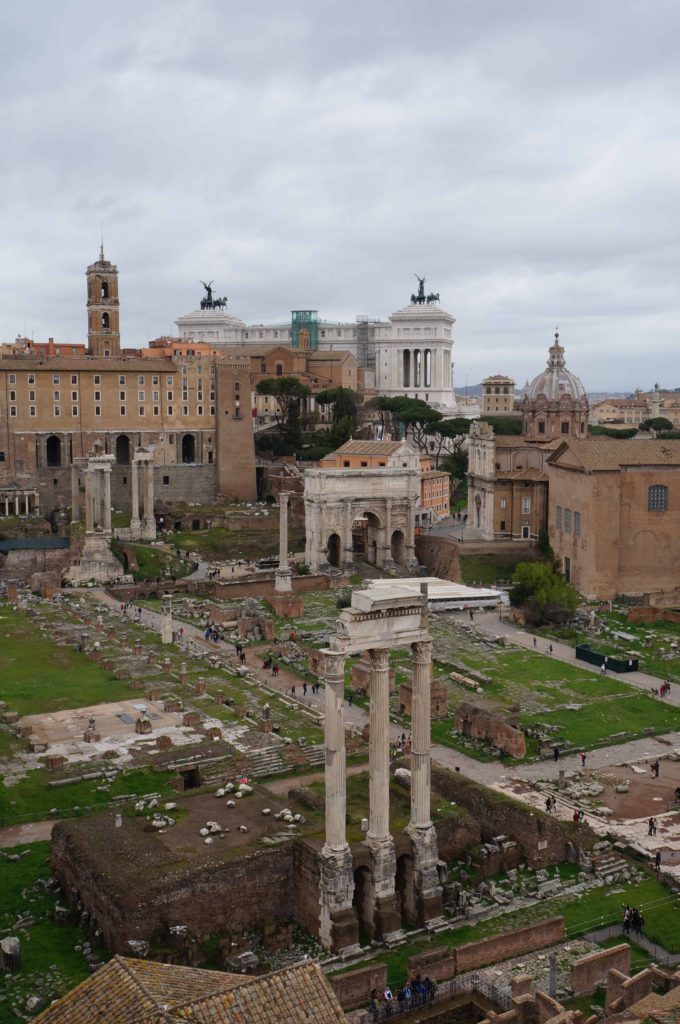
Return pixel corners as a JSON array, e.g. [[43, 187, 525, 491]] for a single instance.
[[161, 593, 173, 645], [366, 647, 401, 941], [275, 492, 292, 593], [406, 500, 418, 570], [407, 636, 444, 925], [70, 466, 80, 523], [343, 499, 355, 570], [130, 457, 141, 532], [143, 461, 155, 537], [85, 470, 94, 532], [319, 650, 359, 953], [382, 498, 394, 568], [14, 495, 20, 516], [103, 467, 112, 532]]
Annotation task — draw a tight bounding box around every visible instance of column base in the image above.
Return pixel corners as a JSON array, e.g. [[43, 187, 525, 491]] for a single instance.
[[407, 823, 444, 926], [367, 836, 401, 941], [141, 517, 157, 541], [382, 557, 396, 570], [319, 844, 359, 953], [274, 568, 292, 593], [405, 556, 420, 573]]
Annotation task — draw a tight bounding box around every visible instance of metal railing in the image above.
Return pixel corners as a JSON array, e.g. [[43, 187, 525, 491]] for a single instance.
[[356, 971, 511, 1023]]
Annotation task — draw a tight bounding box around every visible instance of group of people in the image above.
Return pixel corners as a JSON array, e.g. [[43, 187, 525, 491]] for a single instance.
[[261, 657, 280, 676], [622, 905, 645, 936], [651, 681, 672, 697], [651, 759, 661, 778], [544, 795, 557, 814], [571, 809, 586, 822], [648, 817, 658, 836], [369, 975, 437, 1018], [204, 625, 223, 643], [234, 643, 247, 665]]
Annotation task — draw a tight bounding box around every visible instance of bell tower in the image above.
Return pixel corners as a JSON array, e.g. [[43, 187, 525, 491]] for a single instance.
[[87, 245, 120, 357]]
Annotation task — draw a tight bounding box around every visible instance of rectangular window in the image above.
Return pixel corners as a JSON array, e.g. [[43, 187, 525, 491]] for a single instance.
[[54, 406, 60, 416], [94, 391, 101, 401], [72, 405, 78, 417], [234, 382, 240, 392], [210, 365, 215, 375], [119, 375, 126, 385], [53, 390, 60, 401], [556, 506, 563, 530], [95, 406, 101, 416], [138, 375, 145, 385], [166, 376, 173, 385], [500, 499, 506, 510], [183, 405, 188, 416], [138, 391, 145, 401], [152, 376, 159, 386], [27, 374, 34, 384], [139, 406, 145, 416], [197, 405, 203, 415], [153, 405, 159, 416], [119, 391, 125, 401], [30, 406, 36, 417], [120, 405, 126, 416], [52, 374, 60, 384], [10, 407, 16, 417], [500, 520, 506, 531], [71, 391, 78, 402], [197, 366, 202, 375], [94, 375, 101, 385], [9, 390, 16, 401], [574, 511, 581, 537], [71, 375, 78, 385], [210, 406, 215, 415], [167, 391, 173, 401], [565, 508, 572, 532], [163, 475, 170, 485], [168, 405, 173, 416], [152, 391, 159, 401], [521, 497, 530, 514], [9, 374, 16, 384]]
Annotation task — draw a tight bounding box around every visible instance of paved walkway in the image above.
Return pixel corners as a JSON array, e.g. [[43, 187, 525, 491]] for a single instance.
[[585, 924, 680, 965]]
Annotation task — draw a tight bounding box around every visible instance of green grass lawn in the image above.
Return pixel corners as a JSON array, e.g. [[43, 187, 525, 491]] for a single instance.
[[523, 693, 680, 748], [171, 526, 306, 561], [0, 841, 108, 1024], [459, 553, 528, 587], [0, 766, 179, 825], [113, 541, 195, 582], [0, 606, 135, 716]]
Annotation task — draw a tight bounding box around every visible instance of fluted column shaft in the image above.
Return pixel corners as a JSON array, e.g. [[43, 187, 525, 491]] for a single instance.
[[144, 462, 154, 525], [323, 650, 348, 851], [368, 647, 391, 842], [103, 469, 112, 531], [278, 492, 289, 567], [410, 640, 433, 829], [130, 458, 140, 525]]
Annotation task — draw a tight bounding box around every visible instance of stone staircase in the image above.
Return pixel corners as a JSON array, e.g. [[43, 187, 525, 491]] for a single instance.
[[247, 747, 289, 778], [592, 843, 630, 882], [304, 744, 326, 768]]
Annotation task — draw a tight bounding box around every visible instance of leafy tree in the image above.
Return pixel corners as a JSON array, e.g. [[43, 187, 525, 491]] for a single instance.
[[441, 449, 468, 500], [256, 377, 311, 446], [640, 417, 674, 433], [510, 562, 579, 625], [315, 387, 361, 424], [588, 425, 638, 439], [480, 416, 523, 435], [425, 417, 472, 464]]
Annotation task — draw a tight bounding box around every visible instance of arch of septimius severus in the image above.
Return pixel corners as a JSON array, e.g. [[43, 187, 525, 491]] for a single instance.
[[317, 584, 443, 952]]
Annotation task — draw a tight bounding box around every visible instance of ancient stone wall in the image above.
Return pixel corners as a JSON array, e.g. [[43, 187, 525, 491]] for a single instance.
[[431, 766, 592, 867], [107, 571, 339, 602], [0, 546, 71, 582], [535, 990, 564, 1024], [329, 964, 388, 1010], [453, 918, 565, 973], [605, 968, 654, 1012], [571, 944, 631, 996], [293, 841, 323, 940], [415, 535, 461, 582], [628, 607, 680, 626], [433, 812, 481, 863], [51, 824, 297, 954], [455, 702, 526, 758], [408, 946, 456, 982]]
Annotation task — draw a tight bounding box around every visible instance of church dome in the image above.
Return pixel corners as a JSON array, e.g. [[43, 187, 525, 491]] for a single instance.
[[525, 331, 586, 402]]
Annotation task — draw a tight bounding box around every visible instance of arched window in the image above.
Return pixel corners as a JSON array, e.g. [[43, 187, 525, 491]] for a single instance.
[[101, 281, 109, 299], [648, 484, 668, 512], [102, 312, 110, 330], [275, 362, 283, 377]]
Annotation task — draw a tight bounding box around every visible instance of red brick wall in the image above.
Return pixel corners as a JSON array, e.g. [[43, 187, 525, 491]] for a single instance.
[[571, 944, 630, 996], [330, 964, 388, 1010], [454, 918, 565, 973]]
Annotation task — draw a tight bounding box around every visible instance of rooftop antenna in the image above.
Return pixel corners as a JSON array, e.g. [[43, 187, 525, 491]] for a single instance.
[[99, 222, 105, 261]]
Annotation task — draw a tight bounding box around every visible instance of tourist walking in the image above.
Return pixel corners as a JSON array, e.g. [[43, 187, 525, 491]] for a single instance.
[[580, 751, 587, 767]]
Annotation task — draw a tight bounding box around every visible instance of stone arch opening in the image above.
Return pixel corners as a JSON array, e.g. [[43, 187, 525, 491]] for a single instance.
[[101, 280, 109, 299], [46, 435, 62, 467], [353, 865, 375, 943], [102, 312, 110, 330], [115, 435, 130, 465], [391, 529, 405, 565], [181, 434, 196, 463], [327, 533, 342, 568], [396, 853, 416, 927]]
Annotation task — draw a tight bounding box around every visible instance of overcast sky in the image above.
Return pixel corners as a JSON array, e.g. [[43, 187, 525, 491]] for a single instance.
[[1, 0, 679, 391]]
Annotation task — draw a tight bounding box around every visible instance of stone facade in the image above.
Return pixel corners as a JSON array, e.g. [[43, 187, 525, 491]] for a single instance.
[[547, 438, 680, 602]]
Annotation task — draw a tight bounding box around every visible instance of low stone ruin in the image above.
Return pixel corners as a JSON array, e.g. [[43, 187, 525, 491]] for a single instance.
[[455, 702, 526, 758]]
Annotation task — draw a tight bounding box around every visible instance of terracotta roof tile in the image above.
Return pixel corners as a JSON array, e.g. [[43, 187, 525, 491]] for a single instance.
[[549, 438, 680, 471]]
